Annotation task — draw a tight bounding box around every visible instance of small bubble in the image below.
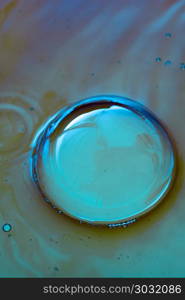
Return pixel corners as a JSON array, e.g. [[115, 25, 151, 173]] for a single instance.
[[164, 60, 172, 66], [2, 224, 12, 232], [165, 32, 172, 38], [180, 63, 185, 70], [54, 266, 59, 271], [90, 73, 95, 77], [155, 57, 162, 63], [29, 107, 34, 111]]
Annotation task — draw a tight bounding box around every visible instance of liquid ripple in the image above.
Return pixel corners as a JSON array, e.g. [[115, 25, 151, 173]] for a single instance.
[[0, 92, 42, 159]]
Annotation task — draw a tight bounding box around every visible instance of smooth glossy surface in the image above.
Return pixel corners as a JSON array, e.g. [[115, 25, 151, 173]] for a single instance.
[[32, 96, 175, 225]]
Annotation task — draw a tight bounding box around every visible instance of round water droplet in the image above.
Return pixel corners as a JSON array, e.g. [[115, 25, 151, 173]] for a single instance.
[[165, 32, 172, 38], [31, 96, 176, 225], [2, 223, 12, 232], [180, 63, 185, 70], [164, 60, 172, 66], [155, 57, 162, 63]]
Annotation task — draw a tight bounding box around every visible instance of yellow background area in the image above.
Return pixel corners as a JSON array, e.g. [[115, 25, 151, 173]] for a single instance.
[[0, 0, 185, 277]]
